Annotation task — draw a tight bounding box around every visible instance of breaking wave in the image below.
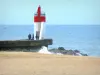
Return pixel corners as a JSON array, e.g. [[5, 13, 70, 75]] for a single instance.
[[38, 46, 85, 56], [38, 46, 52, 54], [38, 46, 64, 55]]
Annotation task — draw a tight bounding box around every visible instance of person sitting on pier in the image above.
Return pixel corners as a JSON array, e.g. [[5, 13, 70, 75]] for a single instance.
[[28, 34, 31, 40]]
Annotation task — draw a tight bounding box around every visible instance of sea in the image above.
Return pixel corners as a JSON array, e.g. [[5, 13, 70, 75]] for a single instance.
[[0, 25, 100, 57]]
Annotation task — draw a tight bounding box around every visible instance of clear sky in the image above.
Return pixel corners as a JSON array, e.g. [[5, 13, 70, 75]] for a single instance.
[[0, 0, 100, 25]]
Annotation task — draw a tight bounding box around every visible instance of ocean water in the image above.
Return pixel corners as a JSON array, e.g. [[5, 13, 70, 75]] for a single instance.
[[0, 25, 100, 57]]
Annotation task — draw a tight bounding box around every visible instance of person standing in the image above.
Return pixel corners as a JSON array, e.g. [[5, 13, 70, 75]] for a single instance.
[[28, 34, 31, 40], [32, 34, 34, 40]]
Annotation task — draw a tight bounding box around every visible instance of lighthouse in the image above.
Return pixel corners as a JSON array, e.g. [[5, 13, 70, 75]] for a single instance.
[[0, 5, 52, 50], [34, 5, 46, 40]]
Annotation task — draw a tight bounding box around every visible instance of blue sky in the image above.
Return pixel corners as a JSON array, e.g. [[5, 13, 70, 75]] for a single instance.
[[0, 0, 100, 25]]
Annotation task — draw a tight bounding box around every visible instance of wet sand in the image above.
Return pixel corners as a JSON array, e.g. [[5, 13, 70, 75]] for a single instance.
[[0, 52, 100, 75]]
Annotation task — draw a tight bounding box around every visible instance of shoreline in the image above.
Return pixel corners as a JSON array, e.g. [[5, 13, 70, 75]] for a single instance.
[[0, 51, 100, 58]]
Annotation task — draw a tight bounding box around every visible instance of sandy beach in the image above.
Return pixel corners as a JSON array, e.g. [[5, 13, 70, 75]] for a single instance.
[[0, 52, 100, 75]]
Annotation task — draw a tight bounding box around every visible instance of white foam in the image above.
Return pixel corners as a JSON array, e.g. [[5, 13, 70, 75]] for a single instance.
[[38, 46, 52, 54], [38, 46, 83, 56], [38, 47, 83, 56], [56, 53, 63, 55], [75, 53, 82, 56]]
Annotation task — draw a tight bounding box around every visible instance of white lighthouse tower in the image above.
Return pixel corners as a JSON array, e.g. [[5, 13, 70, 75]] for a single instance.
[[34, 6, 46, 40]]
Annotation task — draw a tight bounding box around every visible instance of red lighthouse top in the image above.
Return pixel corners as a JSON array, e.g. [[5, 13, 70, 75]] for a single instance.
[[34, 6, 46, 22]]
